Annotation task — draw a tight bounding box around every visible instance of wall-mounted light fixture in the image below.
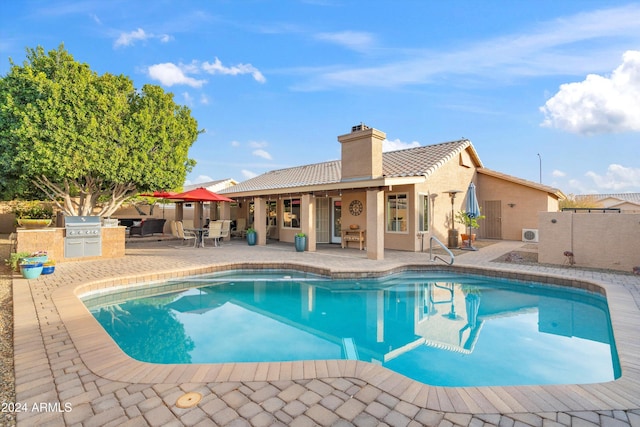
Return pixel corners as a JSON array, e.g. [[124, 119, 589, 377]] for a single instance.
[[507, 203, 516, 208]]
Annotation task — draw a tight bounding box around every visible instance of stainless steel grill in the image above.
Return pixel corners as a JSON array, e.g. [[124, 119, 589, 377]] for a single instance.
[[64, 216, 102, 258]]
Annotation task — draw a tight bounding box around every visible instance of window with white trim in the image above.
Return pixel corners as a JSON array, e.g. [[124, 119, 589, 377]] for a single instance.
[[418, 193, 429, 232], [386, 193, 408, 232]]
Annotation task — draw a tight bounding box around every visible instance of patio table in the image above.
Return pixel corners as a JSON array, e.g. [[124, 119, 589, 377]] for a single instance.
[[186, 228, 207, 248]]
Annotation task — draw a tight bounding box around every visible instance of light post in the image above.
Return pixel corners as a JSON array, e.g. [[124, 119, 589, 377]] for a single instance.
[[537, 153, 542, 184], [445, 190, 461, 248]]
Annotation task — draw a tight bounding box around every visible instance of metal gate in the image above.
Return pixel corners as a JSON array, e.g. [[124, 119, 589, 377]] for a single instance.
[[482, 200, 502, 239]]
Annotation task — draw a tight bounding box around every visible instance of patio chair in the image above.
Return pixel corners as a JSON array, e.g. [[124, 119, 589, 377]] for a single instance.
[[220, 220, 231, 242], [169, 220, 179, 239], [266, 224, 276, 240], [231, 218, 246, 238], [176, 221, 197, 247], [204, 221, 223, 247]]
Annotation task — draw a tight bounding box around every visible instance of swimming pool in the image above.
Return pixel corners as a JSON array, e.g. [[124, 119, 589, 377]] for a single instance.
[[82, 269, 620, 387]]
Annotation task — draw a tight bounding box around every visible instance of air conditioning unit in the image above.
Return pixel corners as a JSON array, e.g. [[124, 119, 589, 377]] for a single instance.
[[522, 229, 539, 243]]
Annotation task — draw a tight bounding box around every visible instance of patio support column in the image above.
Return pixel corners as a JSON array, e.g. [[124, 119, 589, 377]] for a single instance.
[[194, 203, 204, 228], [254, 196, 267, 246], [220, 202, 231, 220], [208, 203, 217, 221], [366, 188, 384, 260], [175, 203, 184, 222], [301, 194, 316, 252]]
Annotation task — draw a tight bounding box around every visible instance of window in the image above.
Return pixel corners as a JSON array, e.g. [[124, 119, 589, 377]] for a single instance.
[[386, 193, 407, 232], [418, 193, 429, 232], [283, 198, 301, 228]]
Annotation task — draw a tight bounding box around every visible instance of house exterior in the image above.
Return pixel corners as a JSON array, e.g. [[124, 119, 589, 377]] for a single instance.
[[183, 178, 238, 193], [219, 125, 563, 259], [575, 193, 640, 213]]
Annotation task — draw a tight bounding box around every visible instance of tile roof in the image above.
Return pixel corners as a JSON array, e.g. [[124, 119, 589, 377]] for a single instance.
[[184, 178, 237, 191], [477, 168, 565, 198], [577, 193, 640, 204], [221, 139, 477, 194]]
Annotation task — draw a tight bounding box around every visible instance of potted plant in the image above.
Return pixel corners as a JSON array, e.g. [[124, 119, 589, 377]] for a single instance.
[[42, 260, 56, 275], [246, 227, 257, 246], [455, 210, 485, 247], [13, 201, 54, 229], [5, 251, 31, 272], [24, 250, 48, 264], [19, 260, 44, 279], [294, 232, 307, 252]]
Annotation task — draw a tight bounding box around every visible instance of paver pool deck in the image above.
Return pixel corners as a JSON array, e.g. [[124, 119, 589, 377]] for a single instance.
[[12, 238, 640, 426]]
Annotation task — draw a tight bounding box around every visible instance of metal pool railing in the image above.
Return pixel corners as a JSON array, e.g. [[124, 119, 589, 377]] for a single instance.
[[429, 236, 454, 265]]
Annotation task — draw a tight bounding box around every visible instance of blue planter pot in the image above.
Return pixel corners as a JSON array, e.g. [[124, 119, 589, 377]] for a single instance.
[[24, 255, 48, 263], [20, 263, 44, 279], [246, 232, 257, 246], [42, 265, 55, 275], [294, 236, 306, 252]]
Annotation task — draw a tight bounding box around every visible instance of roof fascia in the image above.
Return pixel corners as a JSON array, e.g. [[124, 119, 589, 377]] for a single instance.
[[478, 168, 565, 199], [221, 176, 426, 198]]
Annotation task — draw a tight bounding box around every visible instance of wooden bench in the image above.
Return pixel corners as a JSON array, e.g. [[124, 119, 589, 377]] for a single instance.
[[341, 229, 366, 250]]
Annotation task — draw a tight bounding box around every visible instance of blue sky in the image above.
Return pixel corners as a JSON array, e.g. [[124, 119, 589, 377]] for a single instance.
[[2, 1, 639, 194]]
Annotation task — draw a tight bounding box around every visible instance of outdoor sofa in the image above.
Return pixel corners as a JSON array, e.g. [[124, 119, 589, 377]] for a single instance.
[[129, 218, 166, 237]]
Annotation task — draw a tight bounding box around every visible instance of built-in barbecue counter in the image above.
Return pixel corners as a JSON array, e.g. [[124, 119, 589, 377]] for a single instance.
[[14, 219, 125, 263]]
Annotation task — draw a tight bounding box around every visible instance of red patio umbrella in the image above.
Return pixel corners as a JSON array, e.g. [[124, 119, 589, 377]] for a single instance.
[[138, 191, 179, 218], [168, 187, 235, 229], [168, 187, 234, 203]]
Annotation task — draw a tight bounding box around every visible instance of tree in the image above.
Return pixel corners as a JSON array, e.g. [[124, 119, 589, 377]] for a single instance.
[[0, 44, 199, 216], [559, 194, 602, 211]]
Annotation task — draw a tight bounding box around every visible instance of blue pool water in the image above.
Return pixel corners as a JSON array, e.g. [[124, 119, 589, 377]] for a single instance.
[[82, 270, 620, 387]]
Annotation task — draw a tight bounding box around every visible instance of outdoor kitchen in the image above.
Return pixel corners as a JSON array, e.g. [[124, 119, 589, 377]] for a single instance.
[[13, 218, 125, 263]]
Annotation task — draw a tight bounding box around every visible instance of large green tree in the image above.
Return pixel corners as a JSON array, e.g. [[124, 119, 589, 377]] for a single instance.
[[0, 44, 199, 216]]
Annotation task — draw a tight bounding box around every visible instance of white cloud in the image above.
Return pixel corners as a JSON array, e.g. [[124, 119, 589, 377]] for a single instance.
[[202, 58, 266, 83], [552, 170, 566, 177], [147, 63, 206, 88], [114, 28, 172, 48], [252, 149, 272, 160], [540, 50, 640, 134], [200, 94, 209, 105], [230, 140, 241, 147], [241, 169, 258, 179], [149, 58, 265, 87], [249, 141, 268, 148], [382, 138, 420, 152], [115, 28, 148, 47], [585, 164, 640, 191], [182, 92, 193, 106], [315, 31, 375, 52], [296, 4, 640, 90]]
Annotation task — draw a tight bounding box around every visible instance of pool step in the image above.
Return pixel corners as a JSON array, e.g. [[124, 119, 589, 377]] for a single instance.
[[342, 338, 359, 360]]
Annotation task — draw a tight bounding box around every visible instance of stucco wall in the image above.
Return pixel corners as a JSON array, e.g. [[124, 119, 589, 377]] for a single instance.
[[413, 149, 478, 249], [538, 211, 640, 272], [15, 227, 125, 263], [477, 173, 559, 240]]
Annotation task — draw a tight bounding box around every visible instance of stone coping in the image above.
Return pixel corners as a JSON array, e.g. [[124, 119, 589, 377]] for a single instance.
[[52, 262, 640, 414]]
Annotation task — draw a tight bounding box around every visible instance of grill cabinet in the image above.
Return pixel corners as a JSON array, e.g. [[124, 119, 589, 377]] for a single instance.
[[64, 216, 102, 258]]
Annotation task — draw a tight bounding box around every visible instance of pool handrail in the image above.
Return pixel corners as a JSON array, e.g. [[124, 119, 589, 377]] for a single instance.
[[429, 236, 454, 265]]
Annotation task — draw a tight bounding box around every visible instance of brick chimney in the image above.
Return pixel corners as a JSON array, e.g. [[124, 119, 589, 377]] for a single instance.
[[338, 124, 386, 181]]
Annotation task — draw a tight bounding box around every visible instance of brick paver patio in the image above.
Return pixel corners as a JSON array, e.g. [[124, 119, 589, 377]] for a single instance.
[[9, 237, 640, 426]]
